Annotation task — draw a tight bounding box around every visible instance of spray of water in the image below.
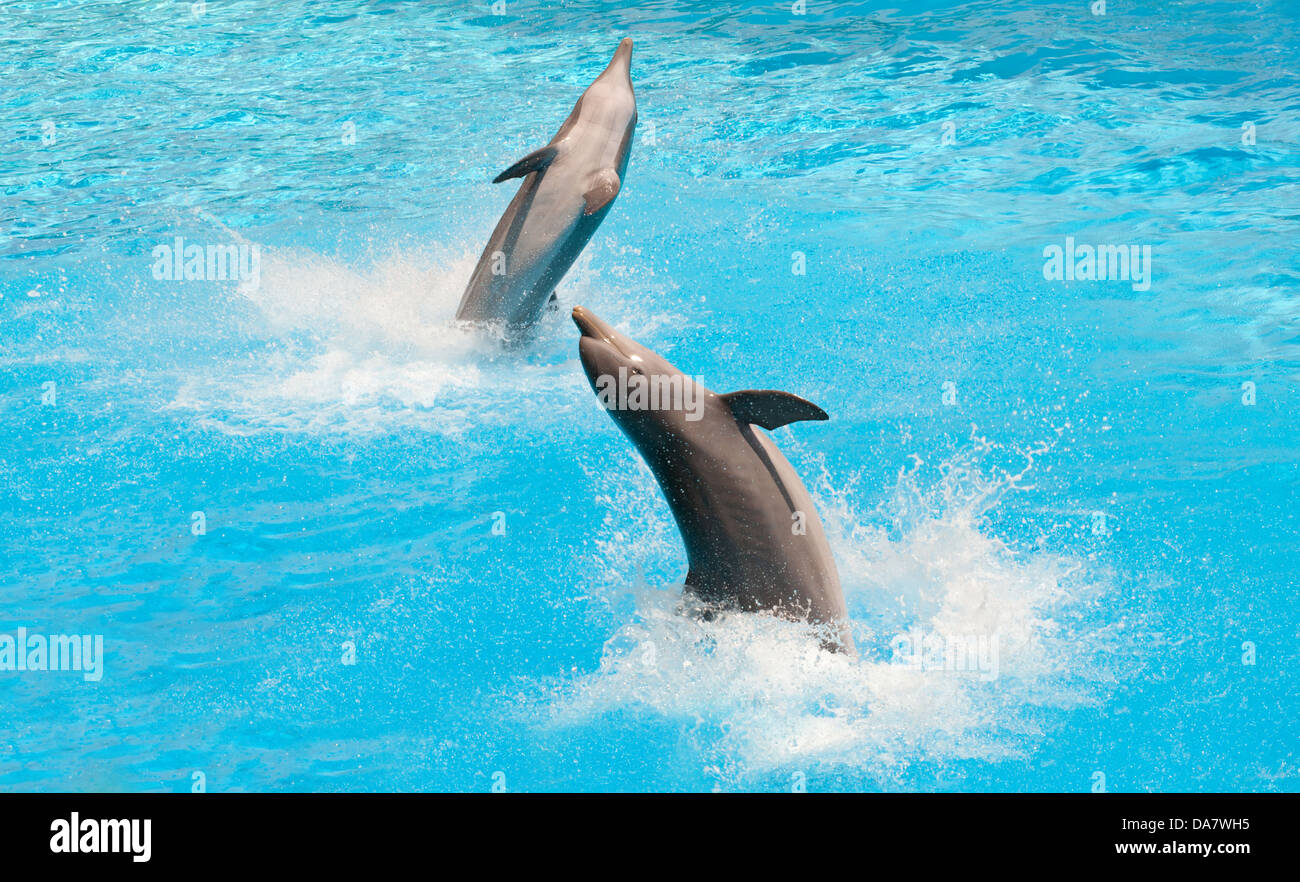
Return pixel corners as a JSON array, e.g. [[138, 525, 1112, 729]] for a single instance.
[[165, 228, 679, 436], [539, 437, 1131, 789]]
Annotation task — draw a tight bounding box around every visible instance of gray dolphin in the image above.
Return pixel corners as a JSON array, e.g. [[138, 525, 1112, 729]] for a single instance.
[[455, 39, 637, 335], [573, 306, 854, 653]]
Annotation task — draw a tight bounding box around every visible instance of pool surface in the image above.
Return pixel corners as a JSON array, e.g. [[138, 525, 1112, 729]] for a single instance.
[[2, 0, 1297, 792]]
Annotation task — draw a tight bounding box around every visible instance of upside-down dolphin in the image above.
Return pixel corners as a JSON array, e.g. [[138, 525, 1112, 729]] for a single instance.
[[455, 39, 637, 335], [573, 306, 853, 653]]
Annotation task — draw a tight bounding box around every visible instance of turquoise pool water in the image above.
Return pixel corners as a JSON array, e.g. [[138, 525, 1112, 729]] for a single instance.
[[2, 0, 1297, 791]]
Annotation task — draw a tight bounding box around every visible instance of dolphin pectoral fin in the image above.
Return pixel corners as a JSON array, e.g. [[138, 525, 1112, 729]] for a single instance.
[[582, 168, 621, 215], [722, 390, 829, 430], [492, 145, 559, 183]]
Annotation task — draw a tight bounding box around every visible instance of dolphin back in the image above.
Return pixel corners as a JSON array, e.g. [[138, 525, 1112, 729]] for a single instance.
[[641, 396, 851, 652]]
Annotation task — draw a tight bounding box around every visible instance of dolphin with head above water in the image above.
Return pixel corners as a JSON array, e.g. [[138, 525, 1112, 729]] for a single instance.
[[455, 39, 637, 336], [572, 306, 854, 653]]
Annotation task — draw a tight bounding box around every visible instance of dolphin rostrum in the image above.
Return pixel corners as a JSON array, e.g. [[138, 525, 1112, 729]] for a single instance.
[[455, 39, 637, 336], [573, 306, 854, 653]]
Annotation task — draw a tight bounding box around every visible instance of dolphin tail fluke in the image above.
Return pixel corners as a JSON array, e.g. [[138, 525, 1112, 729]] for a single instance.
[[493, 145, 559, 183], [722, 390, 829, 430], [582, 168, 621, 215]]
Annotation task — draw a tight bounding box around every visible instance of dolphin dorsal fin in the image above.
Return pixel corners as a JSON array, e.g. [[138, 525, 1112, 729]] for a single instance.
[[722, 390, 829, 430], [492, 145, 560, 183]]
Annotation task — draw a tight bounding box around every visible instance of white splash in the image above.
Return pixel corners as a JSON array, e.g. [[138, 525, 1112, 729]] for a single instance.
[[166, 233, 678, 436], [542, 439, 1132, 789]]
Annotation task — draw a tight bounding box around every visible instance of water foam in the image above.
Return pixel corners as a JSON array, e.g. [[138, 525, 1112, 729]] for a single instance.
[[166, 231, 679, 436], [541, 438, 1131, 789]]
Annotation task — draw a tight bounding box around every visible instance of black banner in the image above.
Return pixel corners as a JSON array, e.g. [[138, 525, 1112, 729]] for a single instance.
[[0, 793, 1286, 868]]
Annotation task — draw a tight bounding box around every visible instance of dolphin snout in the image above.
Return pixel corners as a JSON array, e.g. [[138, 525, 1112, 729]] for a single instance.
[[572, 305, 614, 341], [610, 37, 633, 71]]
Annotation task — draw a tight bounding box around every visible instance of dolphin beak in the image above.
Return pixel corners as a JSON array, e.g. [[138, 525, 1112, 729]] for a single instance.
[[574, 306, 629, 383], [609, 37, 633, 74], [572, 305, 617, 344], [573, 305, 633, 360]]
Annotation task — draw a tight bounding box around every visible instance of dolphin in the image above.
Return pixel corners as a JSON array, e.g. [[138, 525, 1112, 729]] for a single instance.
[[455, 39, 637, 336], [572, 306, 854, 653]]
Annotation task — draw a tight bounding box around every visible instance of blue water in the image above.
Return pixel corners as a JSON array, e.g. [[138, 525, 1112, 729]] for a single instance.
[[3, 0, 1298, 792]]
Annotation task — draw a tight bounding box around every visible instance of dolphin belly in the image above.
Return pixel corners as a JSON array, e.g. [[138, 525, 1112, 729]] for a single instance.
[[454, 39, 636, 335], [456, 173, 586, 328]]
